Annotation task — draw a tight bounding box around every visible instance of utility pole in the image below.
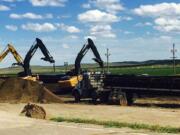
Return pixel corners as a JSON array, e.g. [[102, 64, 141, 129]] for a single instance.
[[105, 48, 111, 73], [53, 63, 56, 73], [171, 43, 177, 75], [64, 62, 68, 73]]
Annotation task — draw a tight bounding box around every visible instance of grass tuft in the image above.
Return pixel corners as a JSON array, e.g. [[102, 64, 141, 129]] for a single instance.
[[51, 117, 180, 134]]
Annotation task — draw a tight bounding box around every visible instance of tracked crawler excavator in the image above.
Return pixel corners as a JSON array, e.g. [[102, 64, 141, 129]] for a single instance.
[[58, 38, 104, 101], [18, 38, 55, 81], [0, 44, 23, 66]]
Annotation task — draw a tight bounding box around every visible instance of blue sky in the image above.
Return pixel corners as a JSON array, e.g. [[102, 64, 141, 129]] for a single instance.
[[0, 0, 180, 68]]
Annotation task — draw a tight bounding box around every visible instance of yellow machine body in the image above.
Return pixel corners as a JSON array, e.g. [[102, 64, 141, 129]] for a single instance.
[[58, 75, 83, 88]]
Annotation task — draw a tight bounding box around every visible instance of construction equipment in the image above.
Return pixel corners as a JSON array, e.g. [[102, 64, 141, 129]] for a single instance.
[[69, 38, 104, 76], [18, 38, 55, 79], [0, 44, 23, 66], [58, 38, 104, 100]]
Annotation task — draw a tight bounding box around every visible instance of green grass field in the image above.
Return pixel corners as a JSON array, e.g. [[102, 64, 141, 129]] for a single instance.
[[0, 64, 179, 76], [109, 65, 180, 76]]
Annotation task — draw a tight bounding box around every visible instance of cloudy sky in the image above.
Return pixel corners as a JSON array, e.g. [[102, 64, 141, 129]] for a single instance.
[[0, 0, 180, 67]]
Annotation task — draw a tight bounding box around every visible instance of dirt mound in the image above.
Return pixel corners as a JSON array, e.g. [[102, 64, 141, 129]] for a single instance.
[[0, 78, 62, 103], [21, 103, 46, 119]]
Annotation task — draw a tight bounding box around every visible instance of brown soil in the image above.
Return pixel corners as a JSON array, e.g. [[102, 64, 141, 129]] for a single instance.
[[21, 103, 46, 119], [0, 78, 62, 103]]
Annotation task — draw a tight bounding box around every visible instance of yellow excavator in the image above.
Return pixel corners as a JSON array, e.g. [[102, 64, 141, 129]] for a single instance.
[[58, 38, 104, 89], [0, 38, 55, 82], [0, 44, 36, 81], [0, 44, 23, 66]]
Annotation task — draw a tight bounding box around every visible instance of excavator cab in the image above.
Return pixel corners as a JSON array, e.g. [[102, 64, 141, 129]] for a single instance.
[[58, 38, 104, 102]]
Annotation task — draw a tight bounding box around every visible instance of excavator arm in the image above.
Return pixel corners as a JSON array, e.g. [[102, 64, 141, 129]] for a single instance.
[[21, 38, 55, 76], [0, 48, 10, 62], [59, 38, 104, 89], [8, 44, 23, 66], [0, 44, 23, 66], [74, 38, 104, 75]]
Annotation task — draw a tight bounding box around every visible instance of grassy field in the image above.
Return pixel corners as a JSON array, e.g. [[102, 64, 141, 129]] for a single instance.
[[0, 64, 180, 76], [109, 65, 180, 76]]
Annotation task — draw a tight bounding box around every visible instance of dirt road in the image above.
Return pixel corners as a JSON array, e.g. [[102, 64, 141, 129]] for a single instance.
[[0, 103, 179, 135], [0, 110, 173, 135]]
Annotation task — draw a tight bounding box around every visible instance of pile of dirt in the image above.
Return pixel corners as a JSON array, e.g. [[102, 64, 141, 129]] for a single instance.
[[0, 78, 62, 103], [21, 103, 46, 119]]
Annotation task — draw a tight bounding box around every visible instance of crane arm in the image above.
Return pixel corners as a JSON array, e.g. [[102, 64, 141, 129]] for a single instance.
[[7, 44, 23, 66], [0, 47, 10, 62], [74, 38, 104, 75], [22, 38, 55, 76], [36, 38, 55, 63], [0, 44, 23, 66]]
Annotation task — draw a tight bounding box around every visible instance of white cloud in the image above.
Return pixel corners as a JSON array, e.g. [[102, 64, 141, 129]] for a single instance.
[[30, 0, 67, 7], [2, 0, 15, 2], [84, 36, 97, 40], [89, 0, 124, 14], [82, 3, 91, 9], [69, 35, 79, 39], [160, 35, 172, 41], [135, 22, 152, 27], [62, 43, 69, 49], [0, 5, 10, 11], [5, 25, 18, 31], [21, 22, 80, 33], [90, 24, 116, 38], [22, 23, 56, 32], [133, 3, 180, 33], [56, 23, 80, 33], [65, 26, 80, 33], [124, 31, 133, 35], [2, 0, 24, 2], [121, 16, 133, 21], [133, 3, 180, 17], [45, 13, 53, 19], [57, 15, 71, 19], [10, 13, 53, 19], [154, 17, 180, 32], [78, 9, 119, 23]]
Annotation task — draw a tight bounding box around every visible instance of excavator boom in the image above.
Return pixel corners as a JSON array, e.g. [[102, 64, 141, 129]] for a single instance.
[[0, 44, 23, 66], [0, 49, 9, 62], [59, 38, 104, 89], [74, 38, 104, 75], [21, 38, 55, 76], [7, 44, 23, 66]]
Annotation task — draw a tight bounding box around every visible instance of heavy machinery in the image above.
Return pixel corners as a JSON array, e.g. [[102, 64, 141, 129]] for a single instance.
[[0, 44, 23, 66], [69, 38, 104, 76], [58, 38, 104, 102], [18, 38, 55, 80]]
